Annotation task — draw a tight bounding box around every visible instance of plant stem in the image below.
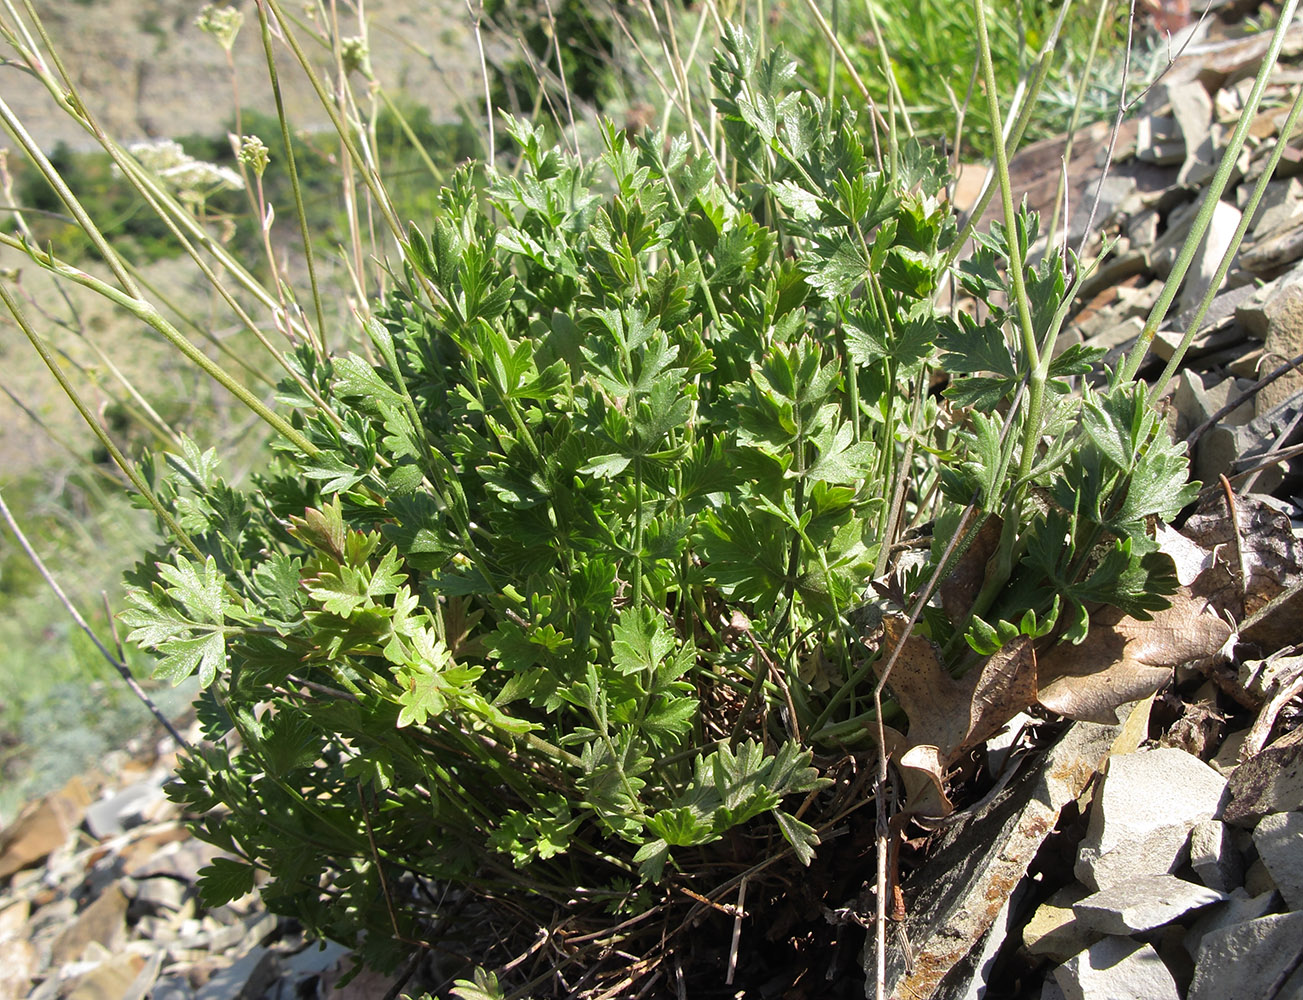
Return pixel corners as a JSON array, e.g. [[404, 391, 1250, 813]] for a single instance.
[[1120, 0, 1300, 381], [1149, 83, 1303, 402], [254, 0, 328, 354], [0, 280, 205, 560], [0, 234, 318, 456]]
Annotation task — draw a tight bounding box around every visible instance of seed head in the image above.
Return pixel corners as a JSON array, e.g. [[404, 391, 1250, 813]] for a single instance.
[[196, 4, 243, 52], [340, 36, 371, 77], [238, 135, 270, 178]]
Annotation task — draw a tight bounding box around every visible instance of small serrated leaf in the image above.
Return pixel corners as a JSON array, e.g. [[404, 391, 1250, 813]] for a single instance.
[[196, 857, 257, 907], [772, 809, 819, 865]]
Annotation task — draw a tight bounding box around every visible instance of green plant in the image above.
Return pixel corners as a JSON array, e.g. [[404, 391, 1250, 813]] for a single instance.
[[110, 25, 1228, 989], [5, 0, 1300, 994]]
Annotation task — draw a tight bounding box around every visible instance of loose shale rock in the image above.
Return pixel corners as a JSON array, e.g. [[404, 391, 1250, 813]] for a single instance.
[[1074, 748, 1227, 891], [1052, 938, 1181, 1000], [1072, 874, 1226, 934]]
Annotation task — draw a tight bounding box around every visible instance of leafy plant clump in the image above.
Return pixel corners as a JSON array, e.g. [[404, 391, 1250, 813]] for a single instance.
[[124, 30, 1205, 992]]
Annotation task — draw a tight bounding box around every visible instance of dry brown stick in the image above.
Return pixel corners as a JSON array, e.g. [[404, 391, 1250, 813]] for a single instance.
[[1241, 664, 1303, 762], [497, 927, 552, 976], [870, 499, 979, 995], [1220, 475, 1248, 615], [725, 876, 748, 985], [1185, 350, 1303, 448], [562, 903, 667, 947], [678, 886, 737, 917]]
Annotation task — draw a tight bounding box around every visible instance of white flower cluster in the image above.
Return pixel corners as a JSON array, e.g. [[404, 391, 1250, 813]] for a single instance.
[[128, 139, 245, 199], [196, 4, 243, 51]]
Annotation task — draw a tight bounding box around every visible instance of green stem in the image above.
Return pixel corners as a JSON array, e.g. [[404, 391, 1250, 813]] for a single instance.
[[944, 1, 1069, 268], [1120, 0, 1300, 381], [1149, 83, 1303, 402], [971, 0, 1050, 616], [260, 0, 404, 240], [633, 453, 645, 607], [0, 92, 137, 295], [0, 234, 318, 456], [0, 280, 204, 560], [254, 0, 328, 354]]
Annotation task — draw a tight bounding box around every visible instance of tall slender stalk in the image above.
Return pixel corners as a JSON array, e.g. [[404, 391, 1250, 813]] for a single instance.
[[973, 0, 1041, 475], [0, 282, 204, 559], [1120, 0, 1301, 381], [0, 234, 318, 456], [254, 0, 329, 355], [1150, 84, 1303, 401]]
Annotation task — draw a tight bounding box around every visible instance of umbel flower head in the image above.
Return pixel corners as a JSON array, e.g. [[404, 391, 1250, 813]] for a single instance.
[[128, 139, 244, 207], [237, 135, 270, 179], [196, 4, 243, 51], [340, 35, 372, 78]]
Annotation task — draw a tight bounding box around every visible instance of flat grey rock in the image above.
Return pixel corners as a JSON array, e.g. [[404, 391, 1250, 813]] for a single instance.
[[1244, 857, 1280, 898], [1276, 960, 1303, 1000], [1242, 225, 1303, 275], [1073, 875, 1226, 934], [84, 778, 167, 840], [1053, 937, 1180, 1000], [1180, 198, 1243, 317], [1247, 177, 1303, 238], [1163, 81, 1213, 186], [1136, 115, 1184, 166], [1235, 265, 1303, 413], [132, 876, 188, 912], [1083, 315, 1142, 356], [1188, 911, 1303, 1000], [193, 945, 280, 1000], [1075, 748, 1228, 891], [282, 939, 350, 979], [933, 880, 1032, 1000], [121, 949, 163, 1000], [1254, 812, 1303, 910], [1224, 728, 1303, 826], [1067, 175, 1138, 246], [1025, 885, 1101, 964], [1190, 818, 1246, 892], [1185, 888, 1281, 958]]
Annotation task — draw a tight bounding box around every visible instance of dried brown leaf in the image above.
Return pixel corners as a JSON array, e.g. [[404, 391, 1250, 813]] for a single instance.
[[1184, 492, 1303, 648], [878, 616, 1038, 764], [870, 725, 954, 818], [1155, 524, 1213, 587], [897, 744, 954, 817], [1037, 591, 1233, 723], [938, 516, 1003, 622]]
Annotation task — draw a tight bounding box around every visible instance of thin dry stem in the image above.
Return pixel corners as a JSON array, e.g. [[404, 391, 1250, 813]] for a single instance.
[[0, 490, 191, 749]]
